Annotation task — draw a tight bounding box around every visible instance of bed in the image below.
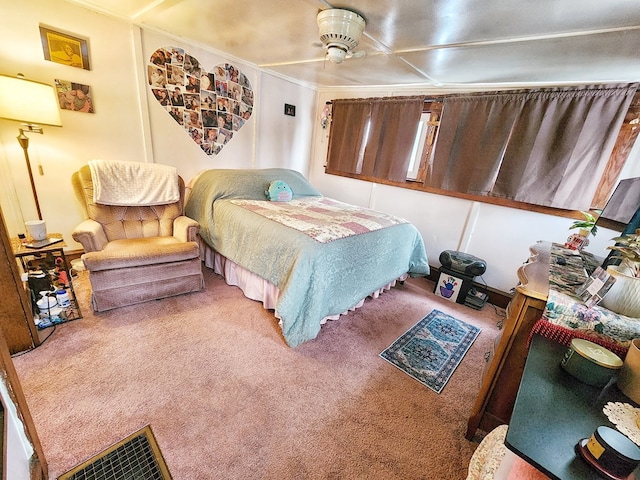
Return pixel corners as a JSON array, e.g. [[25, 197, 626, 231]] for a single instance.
[[185, 168, 430, 347]]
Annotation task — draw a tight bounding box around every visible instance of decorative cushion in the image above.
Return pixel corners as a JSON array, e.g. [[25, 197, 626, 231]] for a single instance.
[[466, 425, 551, 480], [466, 425, 508, 480], [265, 180, 293, 202], [82, 237, 200, 271]]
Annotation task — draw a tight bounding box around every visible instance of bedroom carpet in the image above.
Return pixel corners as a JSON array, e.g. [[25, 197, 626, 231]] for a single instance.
[[12, 267, 504, 480], [379, 309, 481, 393]]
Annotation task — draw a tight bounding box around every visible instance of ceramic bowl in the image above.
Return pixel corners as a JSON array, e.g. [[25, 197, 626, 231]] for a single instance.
[[37, 296, 58, 312], [561, 338, 622, 387]]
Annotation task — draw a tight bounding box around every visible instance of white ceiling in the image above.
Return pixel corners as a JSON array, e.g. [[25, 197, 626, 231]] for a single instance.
[[69, 0, 640, 89]]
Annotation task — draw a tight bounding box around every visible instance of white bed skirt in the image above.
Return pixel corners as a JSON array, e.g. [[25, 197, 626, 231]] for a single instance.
[[198, 238, 406, 325]]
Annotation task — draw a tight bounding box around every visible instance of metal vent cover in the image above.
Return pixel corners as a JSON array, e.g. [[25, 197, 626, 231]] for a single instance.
[[58, 425, 171, 480]]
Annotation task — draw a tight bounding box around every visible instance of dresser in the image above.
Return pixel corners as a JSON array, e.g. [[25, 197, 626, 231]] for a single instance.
[[465, 241, 550, 440]]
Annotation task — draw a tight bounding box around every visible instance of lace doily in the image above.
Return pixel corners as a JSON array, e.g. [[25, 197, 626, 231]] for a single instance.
[[603, 402, 640, 446]]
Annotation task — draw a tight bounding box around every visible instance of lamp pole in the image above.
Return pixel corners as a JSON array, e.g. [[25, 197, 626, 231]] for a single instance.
[[17, 127, 43, 221]]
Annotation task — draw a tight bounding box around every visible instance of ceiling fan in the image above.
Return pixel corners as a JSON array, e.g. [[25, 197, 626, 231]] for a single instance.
[[316, 8, 366, 64]]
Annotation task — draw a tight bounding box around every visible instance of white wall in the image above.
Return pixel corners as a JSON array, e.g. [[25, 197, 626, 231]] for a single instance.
[[309, 89, 640, 293], [2, 377, 34, 480], [0, 0, 147, 247], [141, 30, 316, 180], [141, 30, 258, 178], [255, 73, 316, 173], [0, 0, 316, 250]]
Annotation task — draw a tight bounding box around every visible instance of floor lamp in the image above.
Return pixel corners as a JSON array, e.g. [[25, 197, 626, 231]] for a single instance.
[[0, 74, 62, 221]]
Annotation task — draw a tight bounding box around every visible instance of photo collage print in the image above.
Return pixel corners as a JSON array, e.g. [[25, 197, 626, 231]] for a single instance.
[[147, 46, 254, 156]]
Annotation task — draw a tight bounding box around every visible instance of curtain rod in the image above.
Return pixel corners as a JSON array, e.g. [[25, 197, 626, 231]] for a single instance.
[[325, 97, 444, 105]]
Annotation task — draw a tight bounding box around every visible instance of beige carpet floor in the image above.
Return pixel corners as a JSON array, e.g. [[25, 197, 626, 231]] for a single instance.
[[13, 266, 503, 479]]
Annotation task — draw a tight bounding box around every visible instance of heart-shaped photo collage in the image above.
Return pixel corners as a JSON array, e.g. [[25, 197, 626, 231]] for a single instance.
[[147, 47, 254, 156]]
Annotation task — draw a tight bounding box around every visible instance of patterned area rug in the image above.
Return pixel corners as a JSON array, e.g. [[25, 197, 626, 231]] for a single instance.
[[380, 309, 481, 393]]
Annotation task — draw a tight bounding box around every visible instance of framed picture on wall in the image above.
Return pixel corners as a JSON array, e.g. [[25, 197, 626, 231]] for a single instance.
[[54, 79, 94, 113], [39, 26, 90, 70]]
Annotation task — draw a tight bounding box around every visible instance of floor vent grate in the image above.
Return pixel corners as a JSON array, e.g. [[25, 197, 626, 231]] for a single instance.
[[58, 425, 171, 480]]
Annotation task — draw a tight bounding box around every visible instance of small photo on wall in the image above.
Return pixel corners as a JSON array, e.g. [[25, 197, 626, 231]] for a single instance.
[[40, 26, 90, 70], [55, 79, 94, 113]]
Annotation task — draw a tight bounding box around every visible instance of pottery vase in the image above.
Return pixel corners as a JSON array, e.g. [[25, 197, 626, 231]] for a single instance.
[[601, 265, 640, 317]]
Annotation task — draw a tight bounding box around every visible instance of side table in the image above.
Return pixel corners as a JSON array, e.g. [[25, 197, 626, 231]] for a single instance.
[[10, 234, 83, 329]]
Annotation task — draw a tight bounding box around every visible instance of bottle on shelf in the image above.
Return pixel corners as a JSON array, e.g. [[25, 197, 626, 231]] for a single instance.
[[56, 287, 71, 307]]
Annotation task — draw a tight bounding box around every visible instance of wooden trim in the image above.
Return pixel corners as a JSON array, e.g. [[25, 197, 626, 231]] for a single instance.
[[324, 168, 583, 221], [1, 396, 4, 480], [591, 92, 640, 208], [0, 213, 40, 353], [0, 208, 46, 478], [0, 330, 47, 479]]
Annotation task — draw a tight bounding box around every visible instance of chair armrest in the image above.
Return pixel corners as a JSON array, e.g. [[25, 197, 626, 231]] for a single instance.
[[173, 215, 200, 242], [72, 219, 108, 252]]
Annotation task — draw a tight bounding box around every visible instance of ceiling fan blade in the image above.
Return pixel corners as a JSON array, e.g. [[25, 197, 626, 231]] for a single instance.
[[259, 56, 327, 67], [349, 50, 366, 59]]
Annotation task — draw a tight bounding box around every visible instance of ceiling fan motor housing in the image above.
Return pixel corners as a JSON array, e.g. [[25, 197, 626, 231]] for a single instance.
[[317, 9, 365, 63]]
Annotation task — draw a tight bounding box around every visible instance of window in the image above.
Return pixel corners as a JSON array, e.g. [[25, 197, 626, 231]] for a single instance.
[[405, 113, 428, 181], [325, 96, 425, 183], [408, 101, 442, 182], [326, 85, 640, 214]]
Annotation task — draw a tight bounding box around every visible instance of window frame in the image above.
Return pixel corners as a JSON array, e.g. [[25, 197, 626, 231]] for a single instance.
[[405, 113, 428, 181], [325, 91, 640, 221], [409, 100, 443, 184]]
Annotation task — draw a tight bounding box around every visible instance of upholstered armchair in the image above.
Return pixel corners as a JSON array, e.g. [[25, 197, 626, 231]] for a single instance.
[[72, 162, 204, 312]]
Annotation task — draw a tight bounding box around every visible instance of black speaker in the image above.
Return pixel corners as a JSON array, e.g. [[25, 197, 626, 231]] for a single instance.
[[439, 250, 486, 277]]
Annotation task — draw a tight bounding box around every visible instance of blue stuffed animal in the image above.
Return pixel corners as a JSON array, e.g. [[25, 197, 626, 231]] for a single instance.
[[265, 180, 293, 202]]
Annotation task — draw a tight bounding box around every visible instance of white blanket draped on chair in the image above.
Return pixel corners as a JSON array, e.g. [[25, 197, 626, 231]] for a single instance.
[[89, 159, 179, 206]]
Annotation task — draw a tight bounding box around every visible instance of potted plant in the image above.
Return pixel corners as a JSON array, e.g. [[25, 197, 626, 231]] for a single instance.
[[606, 230, 640, 276], [565, 211, 599, 250], [569, 211, 599, 237], [600, 229, 640, 316]]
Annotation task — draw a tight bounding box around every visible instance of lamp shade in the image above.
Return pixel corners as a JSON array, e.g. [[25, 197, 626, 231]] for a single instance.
[[0, 74, 62, 126]]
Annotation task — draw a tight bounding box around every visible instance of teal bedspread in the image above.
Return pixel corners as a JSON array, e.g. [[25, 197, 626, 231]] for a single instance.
[[186, 168, 430, 347]]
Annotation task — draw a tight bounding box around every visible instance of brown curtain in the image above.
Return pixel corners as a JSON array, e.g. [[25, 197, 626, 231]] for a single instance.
[[427, 83, 639, 210], [426, 94, 520, 195], [325, 99, 370, 175], [326, 96, 425, 182]]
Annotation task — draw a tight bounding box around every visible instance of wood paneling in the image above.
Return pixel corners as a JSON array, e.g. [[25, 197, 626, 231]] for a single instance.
[[0, 208, 39, 354]]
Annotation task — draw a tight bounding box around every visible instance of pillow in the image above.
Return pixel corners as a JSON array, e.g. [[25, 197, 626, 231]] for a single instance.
[[265, 180, 293, 202]]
